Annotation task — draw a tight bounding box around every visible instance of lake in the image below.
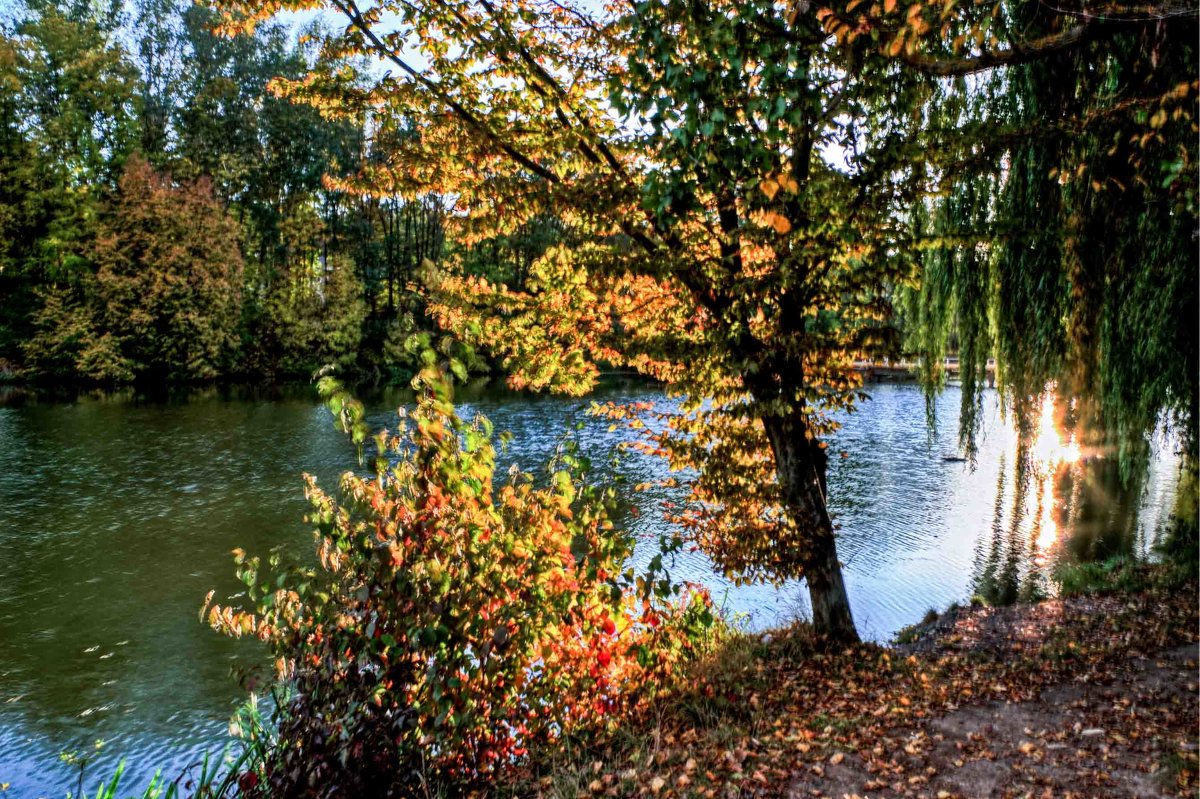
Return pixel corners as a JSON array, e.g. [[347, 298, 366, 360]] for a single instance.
[[0, 380, 1182, 796]]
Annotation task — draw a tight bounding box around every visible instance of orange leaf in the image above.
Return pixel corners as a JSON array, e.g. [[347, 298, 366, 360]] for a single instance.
[[767, 212, 792, 235]]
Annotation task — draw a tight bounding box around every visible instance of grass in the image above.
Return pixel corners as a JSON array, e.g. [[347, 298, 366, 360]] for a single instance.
[[47, 694, 275, 799], [1054, 555, 1152, 596], [69, 746, 259, 799], [891, 607, 943, 645], [1157, 747, 1199, 793]]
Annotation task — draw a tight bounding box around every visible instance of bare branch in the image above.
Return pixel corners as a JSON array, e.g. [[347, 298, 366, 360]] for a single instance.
[[1037, 0, 1199, 21], [900, 24, 1092, 76]]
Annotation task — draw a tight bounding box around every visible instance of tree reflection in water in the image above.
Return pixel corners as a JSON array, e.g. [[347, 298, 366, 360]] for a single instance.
[[972, 394, 1167, 605]]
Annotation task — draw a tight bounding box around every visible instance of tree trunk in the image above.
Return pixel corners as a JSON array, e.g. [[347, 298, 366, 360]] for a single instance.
[[762, 412, 859, 645], [804, 524, 858, 645]]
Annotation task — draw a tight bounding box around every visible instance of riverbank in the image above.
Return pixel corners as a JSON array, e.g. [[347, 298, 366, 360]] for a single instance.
[[0, 371, 660, 409], [0, 384, 1188, 797], [519, 570, 1198, 798]]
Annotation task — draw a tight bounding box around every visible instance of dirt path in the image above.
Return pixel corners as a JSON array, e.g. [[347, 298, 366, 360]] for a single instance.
[[786, 641, 1198, 798], [522, 586, 1197, 799]]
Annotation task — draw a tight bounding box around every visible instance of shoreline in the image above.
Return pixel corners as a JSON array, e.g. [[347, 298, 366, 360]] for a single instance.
[[521, 573, 1198, 798]]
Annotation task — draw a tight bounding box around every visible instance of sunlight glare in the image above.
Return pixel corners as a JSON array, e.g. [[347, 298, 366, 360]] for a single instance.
[[1035, 472, 1058, 554], [1032, 393, 1081, 467]]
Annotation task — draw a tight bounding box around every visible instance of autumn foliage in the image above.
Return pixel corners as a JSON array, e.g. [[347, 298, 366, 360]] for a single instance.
[[93, 155, 245, 381], [18, 155, 245, 382], [203, 0, 1197, 647], [204, 367, 714, 796]]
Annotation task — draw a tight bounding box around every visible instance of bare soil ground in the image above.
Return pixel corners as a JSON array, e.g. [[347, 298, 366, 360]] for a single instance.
[[523, 584, 1198, 799], [786, 637, 1197, 798]]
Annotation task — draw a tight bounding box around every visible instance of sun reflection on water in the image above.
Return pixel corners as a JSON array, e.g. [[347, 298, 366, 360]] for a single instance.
[[1032, 392, 1081, 468], [1031, 392, 1082, 554]]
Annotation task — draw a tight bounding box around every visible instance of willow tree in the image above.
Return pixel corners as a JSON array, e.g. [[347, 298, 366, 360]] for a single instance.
[[894, 0, 1197, 508], [212, 0, 1195, 644]]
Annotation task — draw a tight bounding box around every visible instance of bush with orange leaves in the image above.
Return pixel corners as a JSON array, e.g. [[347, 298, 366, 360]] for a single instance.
[[204, 366, 714, 797]]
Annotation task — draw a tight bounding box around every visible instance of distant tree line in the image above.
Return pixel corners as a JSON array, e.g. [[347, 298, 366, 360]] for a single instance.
[[0, 0, 541, 385]]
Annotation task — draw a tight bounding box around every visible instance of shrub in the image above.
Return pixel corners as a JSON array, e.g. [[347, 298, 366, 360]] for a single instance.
[[205, 366, 712, 796]]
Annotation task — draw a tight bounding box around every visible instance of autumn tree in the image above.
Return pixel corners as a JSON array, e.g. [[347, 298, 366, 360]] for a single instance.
[[208, 0, 1195, 643], [209, 0, 899, 644], [92, 155, 244, 381]]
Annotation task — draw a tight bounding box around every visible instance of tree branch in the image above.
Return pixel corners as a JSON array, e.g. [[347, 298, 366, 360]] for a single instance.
[[900, 23, 1092, 76], [331, 0, 560, 183], [474, 0, 638, 190]]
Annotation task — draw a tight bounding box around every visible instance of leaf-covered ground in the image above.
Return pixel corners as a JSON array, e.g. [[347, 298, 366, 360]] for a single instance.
[[519, 579, 1198, 798]]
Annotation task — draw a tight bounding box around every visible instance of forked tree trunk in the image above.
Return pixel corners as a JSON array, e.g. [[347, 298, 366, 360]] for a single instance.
[[762, 412, 859, 645]]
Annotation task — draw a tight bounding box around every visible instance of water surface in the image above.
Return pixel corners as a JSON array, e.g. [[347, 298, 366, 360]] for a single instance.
[[0, 381, 1181, 796]]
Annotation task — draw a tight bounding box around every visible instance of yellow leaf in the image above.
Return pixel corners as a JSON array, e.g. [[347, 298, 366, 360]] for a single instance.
[[200, 589, 215, 623], [767, 212, 792, 235], [779, 174, 800, 193], [760, 178, 780, 201], [649, 776, 666, 793], [885, 0, 897, 12]]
